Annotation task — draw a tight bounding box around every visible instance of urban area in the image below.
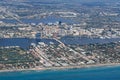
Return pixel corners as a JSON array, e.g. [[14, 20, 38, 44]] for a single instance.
[[0, 0, 120, 71]]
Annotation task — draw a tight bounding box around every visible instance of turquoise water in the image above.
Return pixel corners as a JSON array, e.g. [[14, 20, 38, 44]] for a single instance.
[[0, 66, 120, 80]]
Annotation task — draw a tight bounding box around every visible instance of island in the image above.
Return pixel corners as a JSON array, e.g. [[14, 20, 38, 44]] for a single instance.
[[0, 0, 120, 72]]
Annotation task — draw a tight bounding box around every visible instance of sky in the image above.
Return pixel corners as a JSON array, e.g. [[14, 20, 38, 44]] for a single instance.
[[6, 0, 119, 4], [24, 0, 119, 2]]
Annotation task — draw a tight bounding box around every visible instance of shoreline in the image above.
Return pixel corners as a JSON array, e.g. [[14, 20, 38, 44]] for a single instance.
[[0, 63, 120, 73]]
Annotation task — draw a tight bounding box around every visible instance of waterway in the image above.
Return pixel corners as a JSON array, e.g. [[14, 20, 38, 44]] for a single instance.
[[0, 37, 120, 49], [60, 36, 120, 45]]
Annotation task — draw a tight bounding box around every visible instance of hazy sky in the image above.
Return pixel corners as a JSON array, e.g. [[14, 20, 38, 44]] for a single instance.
[[16, 0, 119, 4], [62, 0, 119, 2], [25, 0, 119, 2]]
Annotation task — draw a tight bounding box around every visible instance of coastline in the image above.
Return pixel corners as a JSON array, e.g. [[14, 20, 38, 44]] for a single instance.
[[0, 63, 120, 73]]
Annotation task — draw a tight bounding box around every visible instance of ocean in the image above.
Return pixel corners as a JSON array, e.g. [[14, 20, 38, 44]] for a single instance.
[[0, 66, 120, 80]]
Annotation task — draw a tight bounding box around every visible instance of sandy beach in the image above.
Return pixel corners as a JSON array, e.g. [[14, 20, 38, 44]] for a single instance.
[[0, 63, 120, 73]]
